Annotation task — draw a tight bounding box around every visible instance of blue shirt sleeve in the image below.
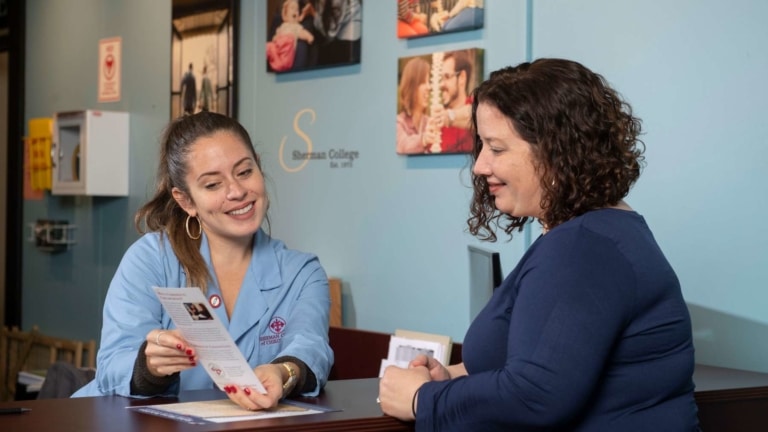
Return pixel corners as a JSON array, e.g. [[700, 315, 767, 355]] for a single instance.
[[268, 254, 333, 395], [76, 234, 174, 398]]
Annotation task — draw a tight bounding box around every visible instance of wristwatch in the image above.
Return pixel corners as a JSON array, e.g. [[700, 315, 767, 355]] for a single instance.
[[281, 363, 297, 395]]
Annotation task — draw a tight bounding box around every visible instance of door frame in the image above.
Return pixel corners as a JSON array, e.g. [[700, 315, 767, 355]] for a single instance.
[[3, 0, 25, 328]]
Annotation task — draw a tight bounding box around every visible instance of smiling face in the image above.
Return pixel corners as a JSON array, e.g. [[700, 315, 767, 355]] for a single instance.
[[172, 131, 267, 246], [440, 57, 460, 106], [416, 74, 430, 111], [472, 102, 543, 219]]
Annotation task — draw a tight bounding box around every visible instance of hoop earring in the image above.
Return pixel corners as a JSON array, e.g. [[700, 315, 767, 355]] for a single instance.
[[185, 215, 202, 240]]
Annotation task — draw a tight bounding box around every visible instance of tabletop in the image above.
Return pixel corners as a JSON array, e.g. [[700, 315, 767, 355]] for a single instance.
[[0, 378, 412, 432]]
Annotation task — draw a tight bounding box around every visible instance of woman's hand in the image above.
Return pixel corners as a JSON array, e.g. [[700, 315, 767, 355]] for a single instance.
[[409, 354, 451, 381], [379, 364, 431, 421], [221, 363, 287, 411], [145, 329, 196, 377]]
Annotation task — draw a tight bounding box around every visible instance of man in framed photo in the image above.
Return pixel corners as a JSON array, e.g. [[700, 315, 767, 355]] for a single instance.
[[433, 50, 473, 153]]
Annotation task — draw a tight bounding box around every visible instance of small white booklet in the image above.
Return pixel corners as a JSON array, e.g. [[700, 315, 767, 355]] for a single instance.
[[153, 286, 267, 394], [378, 329, 452, 377]]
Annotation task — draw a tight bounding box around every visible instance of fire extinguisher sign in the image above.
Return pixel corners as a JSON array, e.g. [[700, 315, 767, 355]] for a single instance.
[[98, 37, 122, 102]]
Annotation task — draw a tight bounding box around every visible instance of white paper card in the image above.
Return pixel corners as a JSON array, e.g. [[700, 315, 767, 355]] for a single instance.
[[153, 286, 267, 394], [381, 335, 446, 376]]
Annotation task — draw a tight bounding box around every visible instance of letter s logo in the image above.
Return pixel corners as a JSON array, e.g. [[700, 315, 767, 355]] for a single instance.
[[279, 108, 316, 173]]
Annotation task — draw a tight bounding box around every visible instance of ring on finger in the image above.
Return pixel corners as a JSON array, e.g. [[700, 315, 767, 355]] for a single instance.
[[155, 330, 166, 346]]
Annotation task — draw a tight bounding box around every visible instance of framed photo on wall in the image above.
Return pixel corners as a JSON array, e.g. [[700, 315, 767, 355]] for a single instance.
[[397, 0, 484, 39], [266, 0, 362, 74], [396, 48, 484, 155], [171, 0, 238, 119]]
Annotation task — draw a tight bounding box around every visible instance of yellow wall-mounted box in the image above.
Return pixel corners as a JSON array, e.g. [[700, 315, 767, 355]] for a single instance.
[[28, 117, 53, 191]]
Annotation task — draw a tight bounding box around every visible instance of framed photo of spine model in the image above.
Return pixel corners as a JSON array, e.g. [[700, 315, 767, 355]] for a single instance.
[[396, 48, 484, 155]]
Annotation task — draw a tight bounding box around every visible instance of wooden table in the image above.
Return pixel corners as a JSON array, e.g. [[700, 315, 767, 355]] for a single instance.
[[693, 363, 768, 431], [328, 327, 768, 430], [0, 378, 412, 432], [3, 363, 768, 431]]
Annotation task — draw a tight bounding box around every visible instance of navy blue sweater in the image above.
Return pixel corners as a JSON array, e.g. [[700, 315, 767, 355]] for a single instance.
[[416, 209, 699, 431]]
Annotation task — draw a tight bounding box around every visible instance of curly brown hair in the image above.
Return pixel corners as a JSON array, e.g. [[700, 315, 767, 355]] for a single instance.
[[467, 58, 645, 241]]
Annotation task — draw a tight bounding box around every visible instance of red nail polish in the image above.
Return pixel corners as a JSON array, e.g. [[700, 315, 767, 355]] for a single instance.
[[231, 387, 238, 393], [176, 343, 183, 350], [191, 362, 196, 366], [224, 385, 231, 393], [243, 387, 251, 395], [186, 349, 193, 356]]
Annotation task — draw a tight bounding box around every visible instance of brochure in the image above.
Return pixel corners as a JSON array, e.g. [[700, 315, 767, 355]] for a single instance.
[[153, 286, 267, 394]]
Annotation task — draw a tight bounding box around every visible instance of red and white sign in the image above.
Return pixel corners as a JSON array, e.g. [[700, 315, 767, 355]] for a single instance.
[[98, 37, 122, 102]]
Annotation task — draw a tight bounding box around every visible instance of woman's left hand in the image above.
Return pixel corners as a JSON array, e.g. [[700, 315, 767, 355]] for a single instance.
[[221, 363, 285, 411], [379, 364, 431, 421]]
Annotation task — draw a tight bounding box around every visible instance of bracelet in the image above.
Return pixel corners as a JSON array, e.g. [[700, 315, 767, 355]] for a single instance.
[[280, 363, 297, 396], [411, 389, 419, 419]]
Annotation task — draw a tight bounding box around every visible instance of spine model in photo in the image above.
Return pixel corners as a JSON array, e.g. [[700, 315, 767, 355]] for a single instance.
[[429, 51, 444, 153]]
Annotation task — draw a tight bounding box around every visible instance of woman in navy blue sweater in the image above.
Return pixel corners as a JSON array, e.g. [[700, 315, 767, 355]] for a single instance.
[[379, 58, 700, 431]]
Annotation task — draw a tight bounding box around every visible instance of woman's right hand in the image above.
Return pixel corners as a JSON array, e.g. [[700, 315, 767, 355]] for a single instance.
[[409, 354, 451, 381], [145, 329, 197, 377]]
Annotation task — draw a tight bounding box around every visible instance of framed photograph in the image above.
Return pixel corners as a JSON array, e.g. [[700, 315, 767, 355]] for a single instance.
[[396, 48, 484, 155], [171, 0, 238, 119], [397, 0, 484, 39], [266, 0, 362, 74]]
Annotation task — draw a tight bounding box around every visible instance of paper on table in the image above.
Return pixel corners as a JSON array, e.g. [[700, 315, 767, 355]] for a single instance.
[[130, 399, 330, 424], [153, 287, 267, 394]]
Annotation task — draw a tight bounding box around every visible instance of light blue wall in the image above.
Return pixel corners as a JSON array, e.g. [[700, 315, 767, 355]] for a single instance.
[[239, 0, 529, 341], [23, 0, 170, 339], [530, 0, 768, 372], [22, 1, 768, 372]]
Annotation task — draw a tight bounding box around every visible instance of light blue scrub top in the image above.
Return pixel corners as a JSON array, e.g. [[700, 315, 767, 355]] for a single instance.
[[73, 229, 333, 398]]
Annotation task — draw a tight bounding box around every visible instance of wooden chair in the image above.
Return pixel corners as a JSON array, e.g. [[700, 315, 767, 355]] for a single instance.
[[1, 326, 31, 401], [0, 325, 96, 401], [328, 277, 343, 327]]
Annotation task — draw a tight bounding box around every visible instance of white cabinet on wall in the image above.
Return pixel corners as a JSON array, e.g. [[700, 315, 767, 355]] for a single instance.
[[52, 110, 130, 196]]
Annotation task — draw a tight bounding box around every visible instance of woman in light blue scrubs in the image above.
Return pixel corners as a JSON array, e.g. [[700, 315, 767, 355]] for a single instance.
[[73, 112, 333, 412]]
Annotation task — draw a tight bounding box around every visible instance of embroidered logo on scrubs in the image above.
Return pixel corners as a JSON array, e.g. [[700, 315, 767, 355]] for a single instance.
[[260, 317, 286, 346], [209, 294, 222, 308], [269, 317, 287, 334]]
